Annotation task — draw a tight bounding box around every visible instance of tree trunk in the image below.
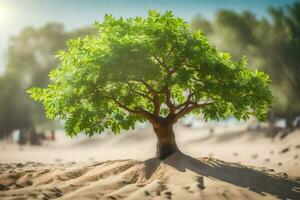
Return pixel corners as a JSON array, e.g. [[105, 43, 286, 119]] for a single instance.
[[154, 123, 179, 160]]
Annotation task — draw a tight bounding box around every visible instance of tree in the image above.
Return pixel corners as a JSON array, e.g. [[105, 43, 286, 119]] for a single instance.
[[0, 75, 31, 138], [0, 23, 95, 138], [266, 3, 300, 123], [191, 3, 300, 126], [28, 11, 272, 159], [190, 14, 213, 35]]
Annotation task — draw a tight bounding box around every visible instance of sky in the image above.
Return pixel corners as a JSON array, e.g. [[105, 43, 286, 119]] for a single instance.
[[0, 0, 296, 73]]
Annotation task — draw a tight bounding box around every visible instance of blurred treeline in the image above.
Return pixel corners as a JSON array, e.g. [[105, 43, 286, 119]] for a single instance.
[[0, 2, 300, 138], [0, 24, 96, 138], [191, 2, 300, 127]]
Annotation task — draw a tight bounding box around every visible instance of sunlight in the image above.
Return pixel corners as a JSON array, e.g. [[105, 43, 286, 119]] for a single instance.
[[0, 5, 10, 22]]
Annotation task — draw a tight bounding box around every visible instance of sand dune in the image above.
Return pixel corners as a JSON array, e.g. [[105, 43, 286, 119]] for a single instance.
[[0, 152, 300, 200], [1, 125, 300, 199]]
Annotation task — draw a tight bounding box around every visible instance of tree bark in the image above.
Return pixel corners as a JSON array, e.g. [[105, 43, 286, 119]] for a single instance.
[[154, 123, 179, 159]]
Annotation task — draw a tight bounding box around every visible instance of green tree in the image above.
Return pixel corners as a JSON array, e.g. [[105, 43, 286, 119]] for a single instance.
[[28, 11, 272, 159], [0, 23, 95, 138]]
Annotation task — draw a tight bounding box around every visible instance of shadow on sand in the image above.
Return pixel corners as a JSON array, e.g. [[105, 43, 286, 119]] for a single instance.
[[144, 152, 300, 200]]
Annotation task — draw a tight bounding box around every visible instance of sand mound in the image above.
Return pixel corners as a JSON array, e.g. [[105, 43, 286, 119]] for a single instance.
[[0, 152, 300, 200]]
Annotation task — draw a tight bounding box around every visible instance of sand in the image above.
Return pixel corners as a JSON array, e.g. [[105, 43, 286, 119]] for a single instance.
[[0, 152, 299, 200], [0, 124, 300, 199]]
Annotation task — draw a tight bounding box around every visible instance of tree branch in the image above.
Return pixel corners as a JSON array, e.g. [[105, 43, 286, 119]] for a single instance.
[[164, 87, 176, 115], [109, 97, 159, 125], [175, 92, 193, 110], [153, 92, 161, 116], [131, 79, 161, 116], [153, 55, 170, 74], [170, 100, 213, 124], [126, 81, 153, 101], [131, 79, 160, 93]]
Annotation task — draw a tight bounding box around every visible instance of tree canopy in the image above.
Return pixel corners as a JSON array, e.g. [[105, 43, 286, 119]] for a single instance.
[[28, 11, 272, 136]]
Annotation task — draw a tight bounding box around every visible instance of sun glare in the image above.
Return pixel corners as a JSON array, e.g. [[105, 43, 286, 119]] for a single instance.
[[0, 5, 9, 21]]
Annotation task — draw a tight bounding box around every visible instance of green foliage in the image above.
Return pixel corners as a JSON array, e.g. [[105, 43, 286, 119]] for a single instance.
[[0, 23, 95, 137], [28, 11, 272, 136]]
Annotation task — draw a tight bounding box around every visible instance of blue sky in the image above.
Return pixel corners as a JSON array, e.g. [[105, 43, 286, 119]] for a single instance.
[[0, 0, 295, 73]]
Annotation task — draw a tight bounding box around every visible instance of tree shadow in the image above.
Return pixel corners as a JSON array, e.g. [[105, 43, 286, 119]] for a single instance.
[[144, 152, 300, 200], [144, 157, 161, 179]]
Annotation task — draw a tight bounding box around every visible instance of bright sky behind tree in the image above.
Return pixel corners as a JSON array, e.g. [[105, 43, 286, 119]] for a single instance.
[[0, 0, 295, 73]]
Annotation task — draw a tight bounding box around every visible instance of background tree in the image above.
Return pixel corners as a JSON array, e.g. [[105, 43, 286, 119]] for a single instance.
[[266, 3, 300, 124], [0, 23, 95, 138], [190, 14, 213, 35], [0, 75, 31, 139], [191, 1, 300, 126], [29, 11, 272, 159]]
